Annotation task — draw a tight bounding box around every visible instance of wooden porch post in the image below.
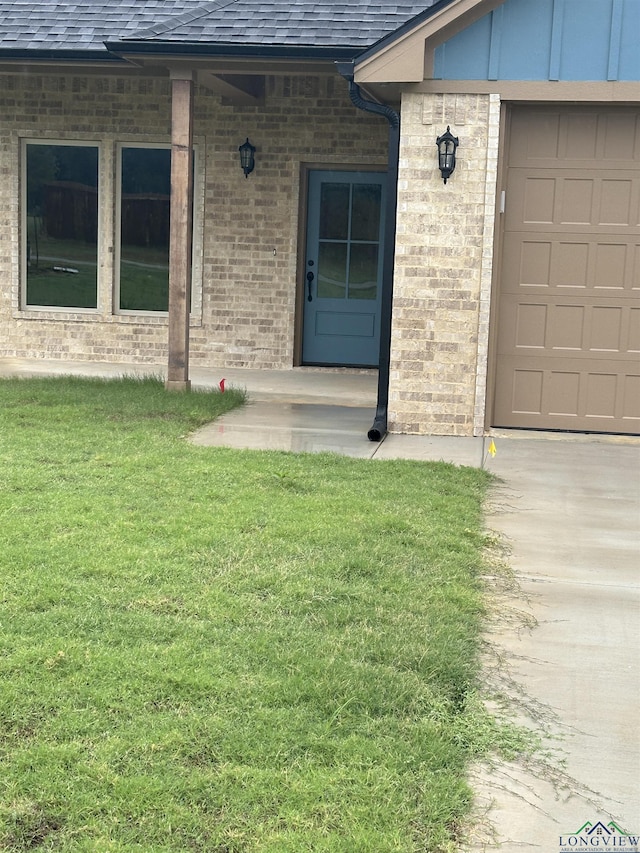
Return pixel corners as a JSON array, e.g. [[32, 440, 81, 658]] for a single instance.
[[166, 71, 194, 391]]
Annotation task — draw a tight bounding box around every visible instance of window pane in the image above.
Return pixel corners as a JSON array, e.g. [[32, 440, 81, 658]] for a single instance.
[[318, 242, 347, 299], [119, 147, 170, 312], [26, 144, 98, 308], [348, 244, 379, 300], [319, 183, 349, 240], [351, 184, 381, 241]]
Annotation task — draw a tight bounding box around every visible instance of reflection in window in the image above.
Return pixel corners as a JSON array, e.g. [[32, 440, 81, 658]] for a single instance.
[[351, 185, 381, 242], [348, 244, 379, 300], [318, 242, 347, 299], [25, 143, 98, 308], [119, 147, 171, 312], [319, 183, 350, 240]]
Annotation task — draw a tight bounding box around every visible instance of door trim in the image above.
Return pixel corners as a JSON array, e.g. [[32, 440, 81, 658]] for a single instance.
[[485, 101, 510, 430]]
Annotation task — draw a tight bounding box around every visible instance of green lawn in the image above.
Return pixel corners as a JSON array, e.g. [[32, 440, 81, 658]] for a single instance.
[[0, 377, 531, 852]]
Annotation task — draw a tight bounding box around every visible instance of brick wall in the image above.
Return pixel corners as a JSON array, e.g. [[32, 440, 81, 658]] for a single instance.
[[389, 92, 500, 436], [0, 70, 388, 369]]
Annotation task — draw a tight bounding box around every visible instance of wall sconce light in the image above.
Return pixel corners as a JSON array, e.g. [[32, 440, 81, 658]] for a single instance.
[[436, 126, 459, 184], [238, 138, 256, 178]]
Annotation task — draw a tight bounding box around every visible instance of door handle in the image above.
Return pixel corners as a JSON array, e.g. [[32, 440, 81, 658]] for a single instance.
[[306, 270, 314, 302]]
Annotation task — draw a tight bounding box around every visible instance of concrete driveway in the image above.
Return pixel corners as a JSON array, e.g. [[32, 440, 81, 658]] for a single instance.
[[465, 433, 640, 852]]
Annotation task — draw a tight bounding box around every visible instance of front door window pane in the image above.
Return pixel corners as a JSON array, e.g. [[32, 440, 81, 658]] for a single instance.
[[314, 177, 382, 302], [351, 184, 382, 241], [318, 242, 347, 298], [25, 143, 98, 308], [119, 147, 170, 312], [348, 244, 379, 300], [319, 183, 349, 240]]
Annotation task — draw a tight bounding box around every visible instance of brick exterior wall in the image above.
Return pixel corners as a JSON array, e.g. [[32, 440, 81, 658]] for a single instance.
[[389, 92, 499, 436], [0, 71, 388, 369]]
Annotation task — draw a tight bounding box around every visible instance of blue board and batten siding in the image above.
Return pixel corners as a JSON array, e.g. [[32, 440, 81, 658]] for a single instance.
[[434, 0, 640, 81]]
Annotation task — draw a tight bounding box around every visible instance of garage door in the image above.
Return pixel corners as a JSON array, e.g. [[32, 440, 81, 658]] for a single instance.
[[493, 106, 640, 434]]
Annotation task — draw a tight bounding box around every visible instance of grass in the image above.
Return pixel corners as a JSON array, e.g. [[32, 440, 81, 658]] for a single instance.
[[0, 376, 533, 852]]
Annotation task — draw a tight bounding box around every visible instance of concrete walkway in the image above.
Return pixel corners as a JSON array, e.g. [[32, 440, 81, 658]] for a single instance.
[[1, 357, 639, 848]]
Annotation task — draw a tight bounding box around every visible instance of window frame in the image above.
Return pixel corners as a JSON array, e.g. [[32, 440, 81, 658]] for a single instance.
[[20, 138, 103, 313], [115, 141, 202, 318]]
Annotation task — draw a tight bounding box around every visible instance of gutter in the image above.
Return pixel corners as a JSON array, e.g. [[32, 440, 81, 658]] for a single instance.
[[0, 48, 125, 62], [336, 60, 399, 442], [104, 41, 361, 61]]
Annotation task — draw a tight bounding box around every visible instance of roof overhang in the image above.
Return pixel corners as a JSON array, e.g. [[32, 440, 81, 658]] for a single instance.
[[354, 0, 505, 84], [0, 41, 364, 104]]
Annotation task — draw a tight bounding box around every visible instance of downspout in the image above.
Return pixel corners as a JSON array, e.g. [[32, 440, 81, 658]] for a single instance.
[[336, 61, 399, 442]]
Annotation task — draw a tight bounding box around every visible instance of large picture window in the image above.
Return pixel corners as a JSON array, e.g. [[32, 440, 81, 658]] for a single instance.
[[118, 146, 171, 313], [24, 142, 99, 309]]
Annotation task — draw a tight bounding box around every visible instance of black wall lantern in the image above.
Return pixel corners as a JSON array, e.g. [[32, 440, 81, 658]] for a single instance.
[[436, 126, 459, 184], [238, 138, 256, 178]]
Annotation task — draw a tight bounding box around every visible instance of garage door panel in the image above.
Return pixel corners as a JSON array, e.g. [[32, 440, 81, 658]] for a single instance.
[[623, 376, 640, 419], [494, 106, 639, 433], [599, 179, 634, 225], [494, 356, 640, 431], [520, 176, 556, 224], [589, 306, 624, 351], [600, 111, 640, 161], [549, 304, 585, 350], [503, 239, 552, 288], [629, 308, 640, 352], [561, 178, 595, 225], [506, 169, 640, 232], [508, 111, 561, 166], [502, 235, 637, 294], [594, 242, 630, 290], [508, 109, 640, 168], [554, 241, 590, 288], [498, 294, 636, 358]]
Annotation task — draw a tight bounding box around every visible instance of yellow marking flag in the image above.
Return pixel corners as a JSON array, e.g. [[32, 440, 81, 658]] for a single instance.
[[487, 439, 497, 458]]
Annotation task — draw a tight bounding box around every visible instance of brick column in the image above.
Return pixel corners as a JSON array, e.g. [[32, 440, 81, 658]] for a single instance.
[[389, 92, 499, 436]]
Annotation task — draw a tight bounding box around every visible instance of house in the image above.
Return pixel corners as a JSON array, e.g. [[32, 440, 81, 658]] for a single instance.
[[0, 0, 638, 436]]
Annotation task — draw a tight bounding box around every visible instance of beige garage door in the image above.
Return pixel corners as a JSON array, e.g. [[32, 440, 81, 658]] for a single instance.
[[493, 106, 640, 434]]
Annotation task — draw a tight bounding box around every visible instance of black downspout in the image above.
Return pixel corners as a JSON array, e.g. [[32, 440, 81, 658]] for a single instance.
[[336, 61, 399, 442]]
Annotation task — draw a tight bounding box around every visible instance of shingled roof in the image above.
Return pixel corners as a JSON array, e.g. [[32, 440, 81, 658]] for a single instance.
[[0, 0, 441, 55]]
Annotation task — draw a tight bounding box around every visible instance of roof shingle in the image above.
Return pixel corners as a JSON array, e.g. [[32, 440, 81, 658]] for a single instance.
[[0, 0, 437, 53]]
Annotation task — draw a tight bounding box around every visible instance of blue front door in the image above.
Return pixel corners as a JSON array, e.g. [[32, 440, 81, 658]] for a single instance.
[[302, 170, 386, 367]]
